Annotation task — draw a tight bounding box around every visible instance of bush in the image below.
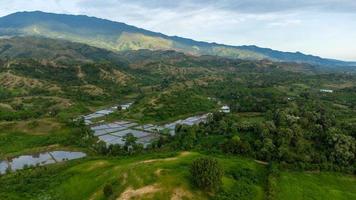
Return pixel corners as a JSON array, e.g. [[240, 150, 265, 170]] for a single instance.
[[213, 183, 254, 200], [190, 157, 223, 191], [231, 168, 258, 184], [103, 184, 113, 198]]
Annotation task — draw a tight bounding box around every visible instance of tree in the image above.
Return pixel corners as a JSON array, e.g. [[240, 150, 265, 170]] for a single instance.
[[123, 133, 137, 146], [123, 133, 138, 153], [190, 157, 223, 191], [5, 165, 12, 174], [160, 78, 170, 90], [94, 141, 108, 154], [222, 135, 251, 155], [260, 138, 275, 161], [327, 131, 356, 166]]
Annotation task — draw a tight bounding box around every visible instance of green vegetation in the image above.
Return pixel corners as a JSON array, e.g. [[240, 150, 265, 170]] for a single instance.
[[190, 157, 223, 191], [103, 183, 113, 198], [126, 89, 217, 123], [0, 118, 93, 158], [274, 172, 356, 200], [0, 152, 267, 200], [0, 36, 355, 199]]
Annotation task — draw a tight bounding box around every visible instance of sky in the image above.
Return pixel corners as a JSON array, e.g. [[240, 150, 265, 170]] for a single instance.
[[0, 0, 355, 61]]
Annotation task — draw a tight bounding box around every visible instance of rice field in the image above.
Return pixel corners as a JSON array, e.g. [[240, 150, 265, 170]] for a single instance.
[[90, 114, 211, 147], [0, 151, 86, 174]]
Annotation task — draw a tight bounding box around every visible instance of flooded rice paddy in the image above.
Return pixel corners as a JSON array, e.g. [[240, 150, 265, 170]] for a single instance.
[[91, 114, 210, 147], [0, 151, 86, 174]]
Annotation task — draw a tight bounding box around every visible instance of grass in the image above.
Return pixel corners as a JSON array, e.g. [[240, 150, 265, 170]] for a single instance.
[[275, 172, 356, 200], [0, 123, 76, 158], [1, 150, 355, 200], [0, 118, 62, 135], [0, 152, 267, 200]]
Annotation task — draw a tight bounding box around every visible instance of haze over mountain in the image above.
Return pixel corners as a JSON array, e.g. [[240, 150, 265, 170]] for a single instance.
[[0, 11, 354, 68]]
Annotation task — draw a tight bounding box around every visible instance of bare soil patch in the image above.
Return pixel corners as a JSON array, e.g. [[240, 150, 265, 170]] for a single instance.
[[117, 184, 161, 200], [138, 152, 191, 164], [171, 187, 193, 200]]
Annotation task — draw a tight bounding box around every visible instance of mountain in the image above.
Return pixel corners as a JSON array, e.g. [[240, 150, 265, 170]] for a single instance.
[[0, 36, 318, 96], [0, 36, 127, 65], [0, 11, 354, 69]]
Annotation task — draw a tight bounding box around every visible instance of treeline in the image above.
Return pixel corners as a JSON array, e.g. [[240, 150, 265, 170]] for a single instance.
[[160, 101, 355, 173], [90, 100, 355, 173]]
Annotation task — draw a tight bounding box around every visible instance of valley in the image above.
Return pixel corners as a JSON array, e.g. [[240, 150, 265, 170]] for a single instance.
[[0, 11, 355, 200]]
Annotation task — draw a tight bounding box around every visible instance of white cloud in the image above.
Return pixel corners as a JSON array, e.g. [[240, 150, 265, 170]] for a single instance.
[[267, 19, 302, 27]]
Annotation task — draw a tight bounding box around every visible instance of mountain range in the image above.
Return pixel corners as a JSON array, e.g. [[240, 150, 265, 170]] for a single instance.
[[0, 11, 355, 69]]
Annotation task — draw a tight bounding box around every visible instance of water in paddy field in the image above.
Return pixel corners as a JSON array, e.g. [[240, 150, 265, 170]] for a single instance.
[[0, 151, 86, 175], [0, 161, 9, 174], [91, 113, 211, 147]]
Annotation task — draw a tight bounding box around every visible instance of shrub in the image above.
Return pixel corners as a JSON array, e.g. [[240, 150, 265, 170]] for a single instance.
[[213, 183, 254, 200], [190, 157, 223, 191], [103, 183, 113, 198], [231, 168, 258, 184]]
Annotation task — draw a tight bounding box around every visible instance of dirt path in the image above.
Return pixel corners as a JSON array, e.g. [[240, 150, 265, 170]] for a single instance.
[[254, 160, 268, 165], [117, 184, 161, 200], [138, 152, 192, 164]]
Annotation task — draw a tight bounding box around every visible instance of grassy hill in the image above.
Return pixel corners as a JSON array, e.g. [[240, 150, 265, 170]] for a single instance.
[[0, 151, 268, 200], [0, 11, 355, 69], [1, 151, 355, 200]]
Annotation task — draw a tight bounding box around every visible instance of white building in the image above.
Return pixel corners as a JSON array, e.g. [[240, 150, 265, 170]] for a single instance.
[[320, 89, 333, 93], [220, 105, 230, 113]]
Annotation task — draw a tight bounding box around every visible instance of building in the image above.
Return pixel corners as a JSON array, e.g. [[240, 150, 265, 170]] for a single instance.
[[220, 105, 230, 113], [320, 89, 333, 93]]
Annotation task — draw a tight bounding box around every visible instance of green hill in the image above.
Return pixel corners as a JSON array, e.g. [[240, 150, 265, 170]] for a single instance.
[[0, 151, 267, 200], [1, 151, 355, 200]]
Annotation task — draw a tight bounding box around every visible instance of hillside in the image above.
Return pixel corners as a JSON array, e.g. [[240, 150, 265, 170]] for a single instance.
[[0, 36, 300, 122], [0, 35, 355, 200], [0, 36, 127, 65], [0, 11, 354, 69], [1, 151, 355, 200], [0, 152, 266, 200]]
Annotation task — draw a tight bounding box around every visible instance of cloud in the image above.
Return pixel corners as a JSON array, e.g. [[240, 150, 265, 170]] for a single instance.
[[267, 19, 302, 27], [77, 0, 356, 13]]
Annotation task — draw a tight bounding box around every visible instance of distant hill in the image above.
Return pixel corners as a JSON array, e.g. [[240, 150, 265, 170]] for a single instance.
[[0, 11, 355, 69], [0, 36, 314, 103], [0, 36, 317, 90], [0, 36, 127, 65]]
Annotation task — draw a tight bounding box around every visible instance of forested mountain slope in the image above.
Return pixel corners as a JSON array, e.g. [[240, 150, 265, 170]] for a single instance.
[[0, 11, 354, 69]]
